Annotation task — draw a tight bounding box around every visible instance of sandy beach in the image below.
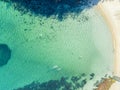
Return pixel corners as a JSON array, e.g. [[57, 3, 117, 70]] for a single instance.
[[96, 0, 120, 89]]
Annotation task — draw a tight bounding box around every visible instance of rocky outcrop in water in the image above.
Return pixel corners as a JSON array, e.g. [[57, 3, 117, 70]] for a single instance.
[[15, 73, 95, 90], [2, 0, 99, 20], [0, 44, 11, 67]]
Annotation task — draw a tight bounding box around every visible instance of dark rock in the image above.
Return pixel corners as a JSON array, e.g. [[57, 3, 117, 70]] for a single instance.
[[1, 0, 100, 20], [75, 82, 81, 88], [14, 73, 92, 90], [46, 80, 61, 89], [60, 77, 68, 86], [90, 73, 95, 80], [0, 44, 11, 67], [64, 82, 73, 90], [81, 73, 86, 77], [71, 76, 80, 83], [80, 79, 87, 88]]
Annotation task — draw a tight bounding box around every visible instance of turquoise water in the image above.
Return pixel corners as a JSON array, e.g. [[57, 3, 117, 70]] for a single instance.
[[0, 1, 114, 90]]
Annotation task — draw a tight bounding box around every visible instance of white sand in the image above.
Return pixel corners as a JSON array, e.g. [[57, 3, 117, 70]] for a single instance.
[[96, 0, 120, 89]]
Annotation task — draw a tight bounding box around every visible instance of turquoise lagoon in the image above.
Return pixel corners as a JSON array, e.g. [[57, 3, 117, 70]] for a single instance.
[[0, 1, 114, 90]]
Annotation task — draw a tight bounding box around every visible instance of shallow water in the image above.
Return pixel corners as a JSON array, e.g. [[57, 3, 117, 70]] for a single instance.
[[0, 1, 114, 90]]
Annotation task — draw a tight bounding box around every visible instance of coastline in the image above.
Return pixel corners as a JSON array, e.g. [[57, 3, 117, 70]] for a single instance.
[[95, 0, 120, 90]]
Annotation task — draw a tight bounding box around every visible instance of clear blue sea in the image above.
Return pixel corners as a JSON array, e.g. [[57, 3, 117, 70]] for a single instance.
[[0, 1, 114, 90]]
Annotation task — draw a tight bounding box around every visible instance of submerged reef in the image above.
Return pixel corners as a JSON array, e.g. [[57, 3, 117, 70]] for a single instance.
[[15, 73, 95, 90], [0, 44, 11, 67], [2, 0, 99, 20]]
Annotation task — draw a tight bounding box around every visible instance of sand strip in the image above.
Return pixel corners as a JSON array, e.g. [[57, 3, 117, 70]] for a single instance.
[[96, 0, 120, 89]]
